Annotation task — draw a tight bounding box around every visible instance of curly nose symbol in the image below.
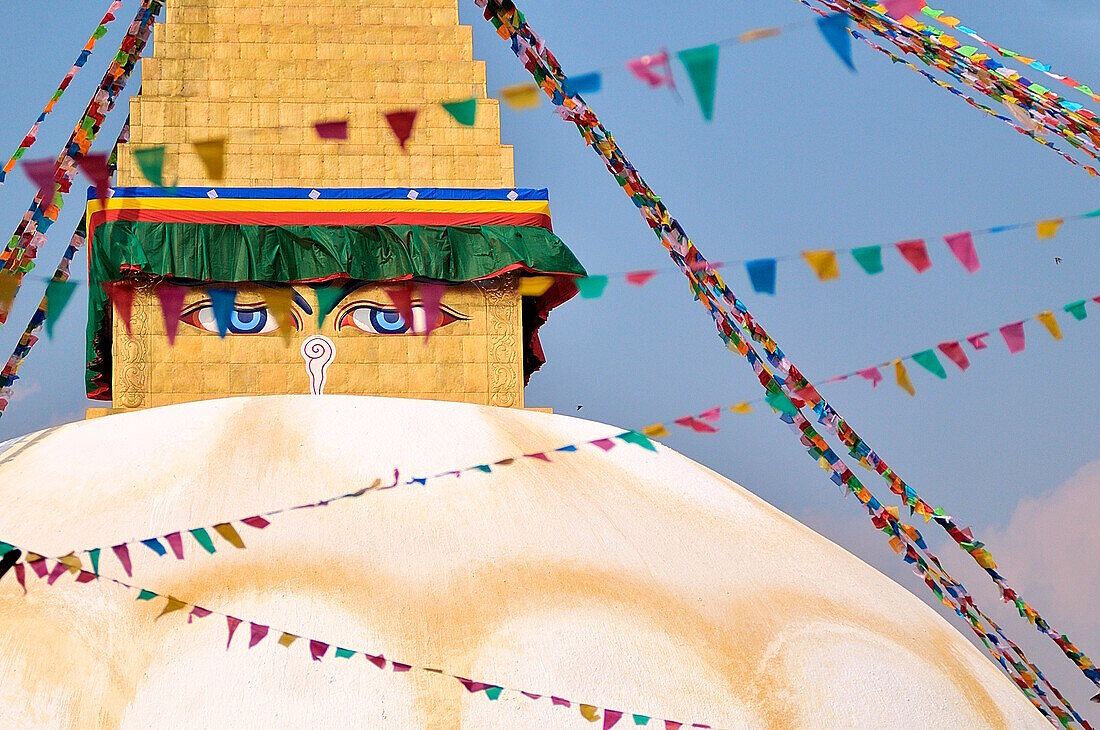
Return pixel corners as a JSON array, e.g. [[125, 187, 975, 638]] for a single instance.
[[300, 335, 335, 395]]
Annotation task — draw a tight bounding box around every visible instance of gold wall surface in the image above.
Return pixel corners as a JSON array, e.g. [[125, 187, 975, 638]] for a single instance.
[[106, 0, 533, 411]]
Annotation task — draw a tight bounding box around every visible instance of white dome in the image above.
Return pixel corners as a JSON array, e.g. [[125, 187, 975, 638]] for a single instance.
[[0, 396, 1042, 727]]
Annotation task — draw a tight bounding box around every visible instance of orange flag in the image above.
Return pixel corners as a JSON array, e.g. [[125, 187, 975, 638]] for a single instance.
[[1036, 218, 1064, 239]]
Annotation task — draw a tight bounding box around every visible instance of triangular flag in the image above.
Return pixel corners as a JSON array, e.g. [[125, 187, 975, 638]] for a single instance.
[[911, 349, 947, 379], [580, 705, 601, 722], [442, 98, 477, 126], [944, 232, 980, 273], [22, 158, 59, 204], [499, 83, 542, 109], [1063, 299, 1088, 321], [315, 285, 344, 327], [677, 44, 720, 121], [192, 138, 226, 180], [674, 416, 718, 434], [75, 153, 112, 207], [241, 515, 270, 530], [157, 596, 189, 619], [882, 0, 926, 18], [164, 532, 184, 559], [314, 120, 349, 140], [134, 146, 167, 187], [896, 240, 932, 273], [802, 250, 839, 281], [745, 258, 776, 295], [154, 283, 187, 345], [999, 321, 1026, 354], [730, 402, 753, 414], [384, 110, 417, 150], [1036, 218, 1064, 239], [248, 623, 269, 648], [263, 287, 295, 344], [418, 281, 447, 339], [111, 543, 133, 576], [563, 72, 602, 96], [894, 359, 915, 396], [207, 287, 237, 338], [102, 281, 135, 337], [937, 341, 970, 370], [140, 538, 167, 556], [1035, 311, 1062, 340], [383, 285, 415, 333], [624, 270, 656, 286], [817, 14, 855, 71], [739, 27, 782, 42], [857, 367, 883, 387], [967, 332, 990, 350], [518, 276, 554, 296], [626, 50, 676, 88], [603, 710, 624, 729], [632, 715, 651, 725], [641, 423, 669, 438], [617, 430, 657, 452], [576, 276, 609, 298], [851, 246, 883, 274], [190, 528, 217, 554], [226, 616, 242, 648], [309, 640, 329, 661], [213, 523, 245, 549], [334, 647, 356, 659], [44, 280, 77, 338]]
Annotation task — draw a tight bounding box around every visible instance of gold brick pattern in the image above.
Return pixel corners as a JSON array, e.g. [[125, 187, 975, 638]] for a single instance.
[[106, 0, 533, 411]]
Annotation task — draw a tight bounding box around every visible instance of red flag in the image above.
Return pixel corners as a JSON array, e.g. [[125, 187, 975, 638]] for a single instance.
[[674, 416, 718, 433], [111, 543, 132, 576], [525, 452, 552, 462], [309, 640, 329, 661], [943, 232, 980, 273], [241, 515, 270, 529], [459, 678, 494, 693], [314, 120, 349, 140], [384, 110, 418, 150], [76, 153, 112, 208], [75, 570, 97, 584], [937, 341, 971, 371], [391, 662, 412, 672], [22, 158, 59, 204], [102, 281, 135, 337], [383, 284, 415, 332], [46, 562, 69, 585], [665, 722, 683, 730], [967, 332, 990, 350], [14, 563, 26, 593], [417, 281, 447, 339], [896, 239, 931, 273], [226, 616, 242, 648], [698, 406, 721, 421], [626, 50, 675, 88], [248, 623, 269, 648], [154, 283, 187, 345], [625, 270, 657, 286], [164, 532, 184, 559], [365, 653, 386, 669]]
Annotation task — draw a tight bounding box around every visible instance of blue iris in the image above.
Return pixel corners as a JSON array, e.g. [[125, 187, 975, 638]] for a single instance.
[[228, 308, 268, 334], [370, 309, 409, 334]]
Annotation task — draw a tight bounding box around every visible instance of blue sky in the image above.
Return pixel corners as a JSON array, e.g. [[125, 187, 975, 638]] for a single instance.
[[0, 0, 1097, 718]]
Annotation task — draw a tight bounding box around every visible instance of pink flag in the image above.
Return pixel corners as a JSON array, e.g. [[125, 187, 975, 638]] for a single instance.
[[417, 281, 447, 339], [248, 623, 269, 648], [625, 270, 657, 286], [603, 710, 624, 729], [896, 239, 932, 273], [383, 284, 415, 332], [967, 332, 990, 350], [28, 559, 49, 579], [525, 452, 552, 462], [665, 722, 684, 730], [314, 120, 349, 140], [46, 562, 69, 585], [309, 640, 329, 661], [75, 570, 97, 584], [1000, 321, 1026, 354], [882, 0, 925, 17], [591, 438, 616, 451], [188, 606, 212, 623], [226, 616, 242, 648], [551, 697, 572, 707], [164, 532, 184, 559], [626, 50, 675, 88], [154, 283, 187, 345], [76, 153, 112, 208], [13, 563, 26, 594], [365, 653, 386, 669], [111, 544, 132, 576], [937, 341, 971, 371], [943, 232, 980, 273], [384, 110, 418, 150], [698, 407, 721, 422], [22, 158, 58, 203], [102, 281, 135, 337], [674, 416, 718, 433], [857, 367, 883, 387], [391, 662, 412, 672]]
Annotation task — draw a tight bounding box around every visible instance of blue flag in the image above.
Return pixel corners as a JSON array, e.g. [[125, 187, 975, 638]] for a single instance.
[[563, 72, 602, 96], [745, 258, 777, 295], [817, 14, 855, 72]]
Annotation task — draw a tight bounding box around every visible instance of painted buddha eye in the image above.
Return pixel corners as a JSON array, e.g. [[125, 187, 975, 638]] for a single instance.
[[337, 305, 460, 335], [180, 304, 282, 335]]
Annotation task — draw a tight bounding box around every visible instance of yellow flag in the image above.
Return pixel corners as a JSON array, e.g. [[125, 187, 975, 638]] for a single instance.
[[57, 554, 83, 574], [579, 704, 600, 722], [213, 523, 246, 549], [192, 138, 226, 180], [729, 402, 753, 414], [802, 250, 840, 281], [157, 596, 189, 619], [1036, 218, 1064, 239], [1035, 311, 1062, 340], [518, 276, 554, 297], [641, 423, 669, 438], [894, 359, 915, 396], [263, 288, 296, 345], [738, 27, 781, 43], [0, 272, 17, 310], [278, 632, 298, 648], [500, 83, 542, 110]]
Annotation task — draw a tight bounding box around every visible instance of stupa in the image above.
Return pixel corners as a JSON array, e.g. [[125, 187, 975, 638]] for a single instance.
[[0, 0, 1047, 726]]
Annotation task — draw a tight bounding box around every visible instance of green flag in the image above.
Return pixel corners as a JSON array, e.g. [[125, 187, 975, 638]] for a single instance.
[[576, 275, 608, 298], [765, 389, 798, 416], [44, 279, 77, 338], [190, 528, 216, 554], [677, 44, 720, 121], [334, 647, 356, 659], [617, 430, 657, 451], [137, 589, 157, 601], [315, 285, 344, 327], [134, 146, 167, 186], [442, 98, 477, 126], [1063, 299, 1088, 321], [851, 246, 884, 274], [911, 350, 947, 379]]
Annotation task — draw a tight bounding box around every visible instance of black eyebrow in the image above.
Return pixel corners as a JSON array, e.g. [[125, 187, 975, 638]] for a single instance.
[[255, 282, 314, 315], [311, 281, 370, 310]]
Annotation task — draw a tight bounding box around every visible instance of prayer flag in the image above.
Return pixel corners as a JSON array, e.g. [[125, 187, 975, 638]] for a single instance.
[[1036, 218, 1064, 239], [577, 275, 609, 298], [315, 285, 344, 327], [134, 146, 168, 187], [580, 705, 600, 722], [22, 158, 58, 203], [141, 538, 166, 556], [226, 616, 242, 647], [278, 632, 298, 648], [418, 282, 447, 339], [1035, 311, 1062, 340], [894, 359, 915, 396], [739, 27, 782, 43], [314, 120, 349, 140], [625, 270, 656, 286], [102, 281, 135, 337], [745, 258, 776, 294], [730, 402, 753, 414], [192, 138, 226, 180], [213, 523, 245, 549], [165, 532, 184, 559], [0, 272, 17, 311], [851, 246, 883, 275], [604, 710, 624, 729], [678, 44, 720, 121], [617, 430, 657, 451], [911, 349, 947, 379], [249, 623, 269, 648], [937, 341, 970, 370], [263, 288, 295, 344], [335, 647, 355, 659], [896, 239, 932, 273], [857, 367, 883, 387], [817, 14, 855, 71], [190, 528, 217, 554], [154, 283, 187, 346], [44, 280, 77, 337], [383, 285, 415, 333], [642, 423, 669, 438], [882, 0, 926, 18], [111, 543, 132, 576], [384, 110, 418, 150], [802, 250, 839, 281], [500, 83, 542, 109], [208, 287, 237, 338], [1063, 299, 1087, 321], [967, 332, 990, 350], [76, 153, 111, 207], [674, 416, 718, 434], [563, 72, 602, 96], [157, 597, 188, 619], [309, 640, 329, 661], [626, 50, 675, 88], [518, 276, 554, 296], [442, 98, 477, 127], [944, 232, 980, 273], [999, 321, 1026, 353]]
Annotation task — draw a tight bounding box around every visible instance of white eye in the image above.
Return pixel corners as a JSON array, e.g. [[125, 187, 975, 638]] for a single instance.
[[338, 305, 457, 335], [184, 305, 280, 335]]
